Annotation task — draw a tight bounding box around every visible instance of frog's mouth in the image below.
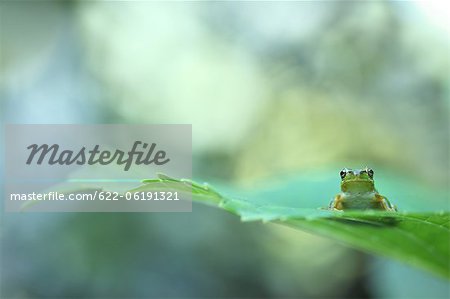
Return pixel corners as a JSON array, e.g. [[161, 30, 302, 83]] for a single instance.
[[344, 178, 372, 183], [341, 179, 375, 192]]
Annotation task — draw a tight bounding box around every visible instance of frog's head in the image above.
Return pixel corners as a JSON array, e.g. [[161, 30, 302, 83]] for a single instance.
[[339, 167, 375, 193]]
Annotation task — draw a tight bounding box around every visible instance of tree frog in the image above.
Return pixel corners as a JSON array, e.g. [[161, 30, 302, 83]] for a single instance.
[[328, 167, 397, 211]]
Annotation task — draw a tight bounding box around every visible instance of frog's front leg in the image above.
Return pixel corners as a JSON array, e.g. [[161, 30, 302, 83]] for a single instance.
[[375, 194, 397, 211], [328, 194, 344, 210]]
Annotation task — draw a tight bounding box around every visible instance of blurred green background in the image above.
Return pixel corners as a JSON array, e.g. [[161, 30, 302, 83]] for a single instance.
[[1, 1, 449, 298]]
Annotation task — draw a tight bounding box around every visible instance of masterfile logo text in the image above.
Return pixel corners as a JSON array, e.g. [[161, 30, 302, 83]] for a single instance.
[[26, 141, 170, 171]]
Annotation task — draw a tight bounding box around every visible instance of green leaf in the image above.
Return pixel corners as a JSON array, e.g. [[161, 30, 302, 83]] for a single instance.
[[130, 173, 450, 279]]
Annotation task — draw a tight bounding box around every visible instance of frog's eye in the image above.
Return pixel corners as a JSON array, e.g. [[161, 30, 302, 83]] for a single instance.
[[340, 170, 347, 179], [367, 168, 374, 178]]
